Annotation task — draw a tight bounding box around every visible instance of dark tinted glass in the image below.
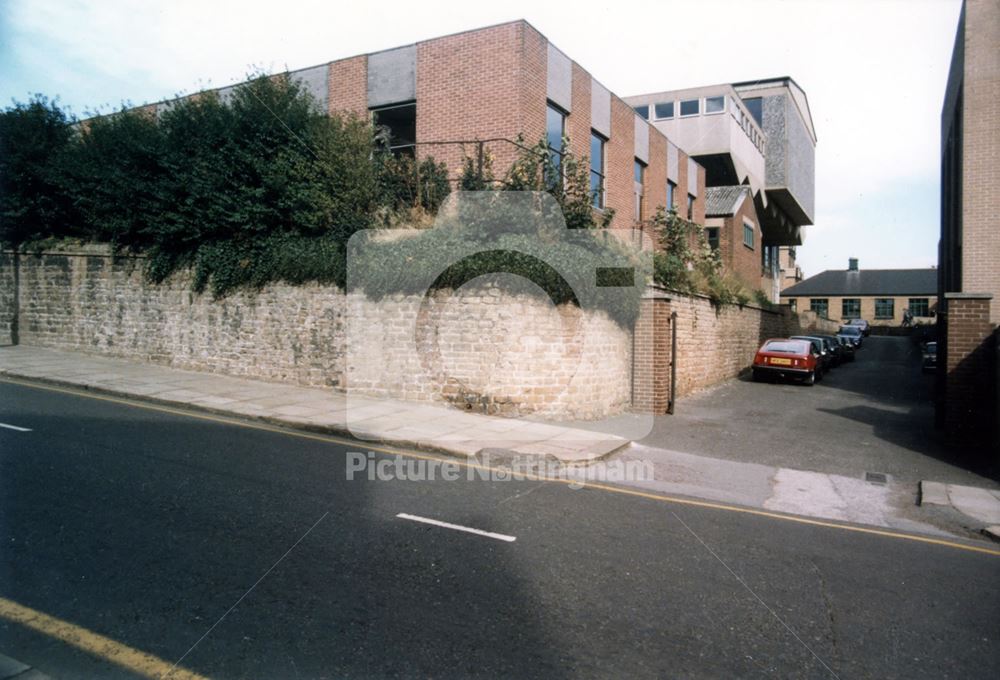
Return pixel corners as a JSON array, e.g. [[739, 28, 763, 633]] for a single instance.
[[546, 104, 564, 152], [634, 105, 649, 119], [744, 97, 763, 125], [590, 133, 603, 171], [654, 102, 674, 119], [680, 99, 699, 116]]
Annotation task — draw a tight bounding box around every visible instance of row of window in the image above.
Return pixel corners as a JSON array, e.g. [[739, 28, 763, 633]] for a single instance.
[[808, 298, 931, 319], [547, 103, 695, 220], [634, 95, 726, 122]]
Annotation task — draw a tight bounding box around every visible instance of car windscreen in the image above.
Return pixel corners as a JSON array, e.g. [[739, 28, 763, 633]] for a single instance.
[[763, 341, 808, 354], [839, 327, 860, 336]]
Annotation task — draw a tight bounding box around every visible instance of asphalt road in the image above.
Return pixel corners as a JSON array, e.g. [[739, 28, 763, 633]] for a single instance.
[[1, 379, 998, 679], [640, 336, 999, 487]]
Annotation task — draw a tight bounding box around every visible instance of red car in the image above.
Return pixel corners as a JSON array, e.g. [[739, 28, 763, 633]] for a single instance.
[[752, 338, 819, 385]]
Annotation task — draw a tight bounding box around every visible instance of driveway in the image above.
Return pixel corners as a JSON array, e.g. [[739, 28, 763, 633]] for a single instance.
[[638, 336, 998, 488]]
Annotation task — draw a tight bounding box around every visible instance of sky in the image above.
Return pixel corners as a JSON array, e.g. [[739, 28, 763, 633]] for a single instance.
[[0, 0, 963, 277]]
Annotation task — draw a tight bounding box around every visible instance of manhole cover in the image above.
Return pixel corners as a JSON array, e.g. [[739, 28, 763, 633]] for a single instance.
[[865, 472, 888, 485]]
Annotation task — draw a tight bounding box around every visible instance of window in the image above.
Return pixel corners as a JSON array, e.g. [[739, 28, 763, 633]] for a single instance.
[[667, 180, 676, 210], [654, 101, 674, 119], [371, 102, 416, 155], [705, 96, 725, 114], [634, 160, 645, 222], [680, 99, 700, 116], [546, 103, 566, 187], [634, 104, 649, 119], [706, 227, 720, 250], [875, 298, 895, 319], [909, 298, 929, 317], [687, 193, 695, 220], [590, 132, 605, 209], [810, 299, 829, 317], [743, 220, 755, 249], [842, 298, 861, 319], [744, 97, 763, 126]]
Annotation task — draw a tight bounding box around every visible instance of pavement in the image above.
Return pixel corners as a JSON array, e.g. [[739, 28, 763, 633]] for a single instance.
[[0, 345, 627, 463], [3, 342, 1000, 543], [1, 379, 998, 679]]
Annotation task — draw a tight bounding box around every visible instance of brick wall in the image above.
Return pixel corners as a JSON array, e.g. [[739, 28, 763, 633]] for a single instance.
[[0, 252, 14, 344], [327, 55, 367, 117], [943, 293, 996, 444], [781, 294, 938, 326], [960, 0, 1000, 324]]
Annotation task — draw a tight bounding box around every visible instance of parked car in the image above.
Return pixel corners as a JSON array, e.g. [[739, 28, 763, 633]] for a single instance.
[[752, 339, 820, 385], [791, 335, 834, 373], [832, 335, 856, 361], [922, 341, 937, 373], [837, 325, 864, 348], [816, 335, 849, 365], [846, 318, 871, 336]]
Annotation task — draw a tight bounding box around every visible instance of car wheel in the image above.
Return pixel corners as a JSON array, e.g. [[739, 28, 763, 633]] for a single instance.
[[804, 371, 815, 386]]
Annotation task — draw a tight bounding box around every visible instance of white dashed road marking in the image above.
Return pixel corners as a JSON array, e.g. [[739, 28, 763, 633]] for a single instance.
[[396, 513, 516, 542], [0, 423, 31, 432]]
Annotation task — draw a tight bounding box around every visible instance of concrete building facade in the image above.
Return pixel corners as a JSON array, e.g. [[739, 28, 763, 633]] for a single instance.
[[625, 77, 816, 300]]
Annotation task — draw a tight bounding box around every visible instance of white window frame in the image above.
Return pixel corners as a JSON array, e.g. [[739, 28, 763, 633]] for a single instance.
[[704, 95, 726, 115], [653, 101, 675, 120], [679, 98, 700, 117]]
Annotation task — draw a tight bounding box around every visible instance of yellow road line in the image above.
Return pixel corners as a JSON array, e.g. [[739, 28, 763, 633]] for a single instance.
[[4, 376, 1000, 558], [0, 595, 207, 679]]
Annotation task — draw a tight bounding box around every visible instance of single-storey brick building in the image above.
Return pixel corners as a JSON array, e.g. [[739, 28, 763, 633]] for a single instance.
[[780, 259, 937, 326]]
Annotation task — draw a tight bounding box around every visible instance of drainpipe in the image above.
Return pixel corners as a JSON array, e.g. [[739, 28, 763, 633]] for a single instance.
[[10, 248, 19, 346], [667, 311, 677, 414]]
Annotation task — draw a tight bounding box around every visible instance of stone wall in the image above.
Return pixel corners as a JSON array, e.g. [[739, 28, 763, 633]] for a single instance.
[[0, 247, 838, 416], [1, 247, 631, 419]]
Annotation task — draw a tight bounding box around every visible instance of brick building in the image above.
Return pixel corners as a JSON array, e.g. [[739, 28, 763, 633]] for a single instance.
[[780, 259, 937, 327], [938, 0, 999, 446], [703, 186, 767, 292]]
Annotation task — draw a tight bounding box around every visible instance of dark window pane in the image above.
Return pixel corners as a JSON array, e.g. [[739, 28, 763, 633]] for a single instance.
[[654, 101, 674, 119], [591, 171, 603, 208], [667, 181, 675, 208], [705, 96, 725, 113], [634, 160, 644, 183], [680, 99, 699, 116], [744, 97, 763, 126], [372, 103, 417, 153], [687, 194, 695, 220], [706, 227, 720, 250], [634, 104, 649, 119], [590, 133, 603, 172], [546, 104, 564, 152]]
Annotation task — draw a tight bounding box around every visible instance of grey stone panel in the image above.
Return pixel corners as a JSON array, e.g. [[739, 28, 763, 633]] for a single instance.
[[634, 114, 649, 163], [291, 64, 330, 111], [547, 44, 572, 112], [591, 79, 611, 138], [368, 45, 416, 108]]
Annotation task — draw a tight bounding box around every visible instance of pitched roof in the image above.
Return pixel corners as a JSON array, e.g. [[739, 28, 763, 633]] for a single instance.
[[704, 186, 750, 217], [781, 268, 938, 297]]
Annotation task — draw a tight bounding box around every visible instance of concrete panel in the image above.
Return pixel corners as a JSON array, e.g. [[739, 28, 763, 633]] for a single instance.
[[634, 115, 649, 163], [591, 79, 611, 138], [547, 44, 572, 112], [292, 64, 330, 111], [667, 142, 679, 182], [368, 45, 416, 108], [687, 157, 699, 197]]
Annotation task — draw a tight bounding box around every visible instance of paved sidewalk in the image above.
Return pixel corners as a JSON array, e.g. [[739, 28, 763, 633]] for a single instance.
[[0, 346, 627, 462], [0, 652, 50, 680]]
